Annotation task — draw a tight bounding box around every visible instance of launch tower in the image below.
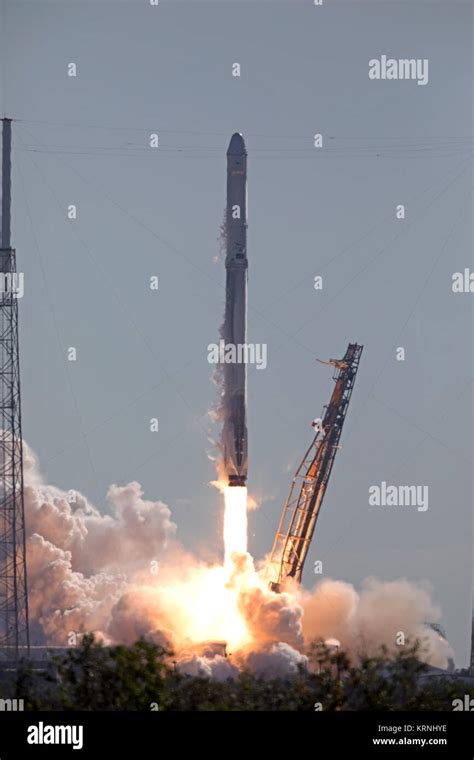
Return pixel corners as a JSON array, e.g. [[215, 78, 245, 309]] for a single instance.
[[268, 343, 363, 592], [0, 118, 29, 662]]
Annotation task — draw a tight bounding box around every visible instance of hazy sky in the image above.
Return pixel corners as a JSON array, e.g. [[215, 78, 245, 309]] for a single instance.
[[0, 0, 472, 664]]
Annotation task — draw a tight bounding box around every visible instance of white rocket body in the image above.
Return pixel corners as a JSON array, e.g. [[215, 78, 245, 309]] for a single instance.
[[222, 133, 248, 487]]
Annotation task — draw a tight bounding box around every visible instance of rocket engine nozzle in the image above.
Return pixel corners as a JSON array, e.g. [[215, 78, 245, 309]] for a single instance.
[[228, 474, 247, 488]]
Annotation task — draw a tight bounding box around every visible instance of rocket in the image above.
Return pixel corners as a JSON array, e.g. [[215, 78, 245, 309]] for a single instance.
[[222, 133, 248, 487]]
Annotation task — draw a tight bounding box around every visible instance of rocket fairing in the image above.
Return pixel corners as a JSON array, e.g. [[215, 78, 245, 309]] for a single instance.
[[222, 133, 248, 488]]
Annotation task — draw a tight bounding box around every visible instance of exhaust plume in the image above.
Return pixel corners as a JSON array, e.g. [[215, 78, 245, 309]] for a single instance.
[[23, 442, 453, 674]]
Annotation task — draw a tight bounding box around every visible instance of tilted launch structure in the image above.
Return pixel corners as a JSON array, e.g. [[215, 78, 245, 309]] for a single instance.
[[268, 343, 363, 592]]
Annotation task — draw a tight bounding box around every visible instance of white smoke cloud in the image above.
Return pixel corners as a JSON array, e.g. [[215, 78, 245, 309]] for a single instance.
[[300, 577, 452, 669], [238, 583, 304, 650], [25, 474, 176, 577], [177, 653, 239, 681], [243, 642, 308, 678], [26, 533, 124, 644], [24, 442, 176, 646]]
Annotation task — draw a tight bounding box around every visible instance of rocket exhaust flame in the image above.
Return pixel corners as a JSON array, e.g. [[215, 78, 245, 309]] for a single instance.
[[223, 486, 248, 569]]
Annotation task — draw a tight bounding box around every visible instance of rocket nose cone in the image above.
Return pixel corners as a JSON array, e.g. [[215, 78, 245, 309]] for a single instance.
[[227, 132, 246, 156]]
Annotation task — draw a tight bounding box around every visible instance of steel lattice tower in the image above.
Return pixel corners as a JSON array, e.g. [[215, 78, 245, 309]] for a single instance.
[[268, 344, 363, 592], [0, 118, 29, 662]]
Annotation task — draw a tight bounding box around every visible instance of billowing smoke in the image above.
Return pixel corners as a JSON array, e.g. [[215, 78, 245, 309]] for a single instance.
[[178, 653, 239, 681], [23, 442, 453, 675], [300, 577, 452, 669], [24, 444, 176, 646], [244, 643, 308, 678]]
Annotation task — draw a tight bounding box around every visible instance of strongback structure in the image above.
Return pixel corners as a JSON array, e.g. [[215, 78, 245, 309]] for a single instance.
[[0, 118, 29, 662], [268, 343, 363, 592]]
